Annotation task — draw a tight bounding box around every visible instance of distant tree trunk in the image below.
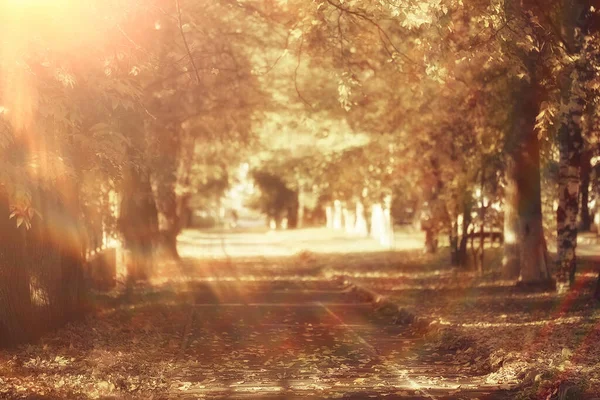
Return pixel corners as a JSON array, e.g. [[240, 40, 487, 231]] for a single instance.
[[477, 168, 486, 274], [579, 151, 592, 231], [297, 185, 305, 229], [156, 184, 180, 259], [287, 193, 299, 229], [449, 218, 460, 266], [458, 211, 471, 267], [504, 63, 551, 285], [424, 228, 438, 254], [420, 204, 438, 254], [458, 233, 468, 266], [453, 199, 473, 268], [354, 201, 368, 236], [325, 204, 333, 228], [118, 167, 159, 286], [333, 200, 343, 230], [153, 126, 181, 259], [371, 202, 392, 247], [503, 159, 521, 279], [343, 205, 356, 234], [381, 194, 394, 248]]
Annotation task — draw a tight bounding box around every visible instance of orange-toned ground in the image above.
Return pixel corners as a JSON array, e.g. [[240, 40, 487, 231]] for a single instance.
[[0, 228, 598, 399]]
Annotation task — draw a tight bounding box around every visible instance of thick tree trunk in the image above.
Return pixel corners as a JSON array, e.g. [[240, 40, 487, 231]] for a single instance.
[[514, 129, 551, 284], [118, 167, 159, 285], [504, 65, 551, 285]]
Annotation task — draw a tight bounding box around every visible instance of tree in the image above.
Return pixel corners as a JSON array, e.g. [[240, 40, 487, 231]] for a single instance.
[[555, 1, 600, 291], [0, 0, 145, 343]]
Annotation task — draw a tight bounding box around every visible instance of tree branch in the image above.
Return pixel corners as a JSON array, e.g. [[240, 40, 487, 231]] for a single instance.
[[175, 0, 201, 84], [337, 12, 345, 65], [324, 0, 415, 65], [294, 33, 314, 109]]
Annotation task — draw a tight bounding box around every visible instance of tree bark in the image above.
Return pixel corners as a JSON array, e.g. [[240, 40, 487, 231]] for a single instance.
[[504, 63, 551, 285], [503, 158, 521, 279], [555, 0, 591, 292], [579, 151, 592, 231], [118, 167, 159, 284]]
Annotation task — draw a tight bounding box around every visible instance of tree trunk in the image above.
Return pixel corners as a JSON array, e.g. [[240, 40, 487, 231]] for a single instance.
[[478, 168, 486, 274], [325, 205, 333, 228], [555, 0, 591, 292], [118, 167, 159, 285], [153, 126, 184, 259], [504, 64, 551, 285], [354, 201, 368, 236], [370, 203, 384, 242], [333, 200, 343, 230], [156, 184, 180, 259], [450, 219, 460, 266], [297, 185, 305, 229], [424, 228, 438, 254], [579, 151, 592, 231], [503, 159, 521, 279], [420, 205, 438, 254], [456, 200, 472, 268], [380, 194, 394, 248]]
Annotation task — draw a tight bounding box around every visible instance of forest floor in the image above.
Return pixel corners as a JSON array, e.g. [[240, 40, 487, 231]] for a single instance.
[[0, 228, 599, 399]]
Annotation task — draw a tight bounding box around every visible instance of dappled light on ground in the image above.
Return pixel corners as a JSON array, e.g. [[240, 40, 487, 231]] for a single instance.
[[1, 228, 599, 399]]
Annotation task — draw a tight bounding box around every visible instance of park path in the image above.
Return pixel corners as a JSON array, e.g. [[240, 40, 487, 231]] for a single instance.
[[152, 228, 515, 399]]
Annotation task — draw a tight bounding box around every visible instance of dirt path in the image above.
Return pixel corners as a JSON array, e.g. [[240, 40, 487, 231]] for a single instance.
[[158, 278, 515, 399]]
